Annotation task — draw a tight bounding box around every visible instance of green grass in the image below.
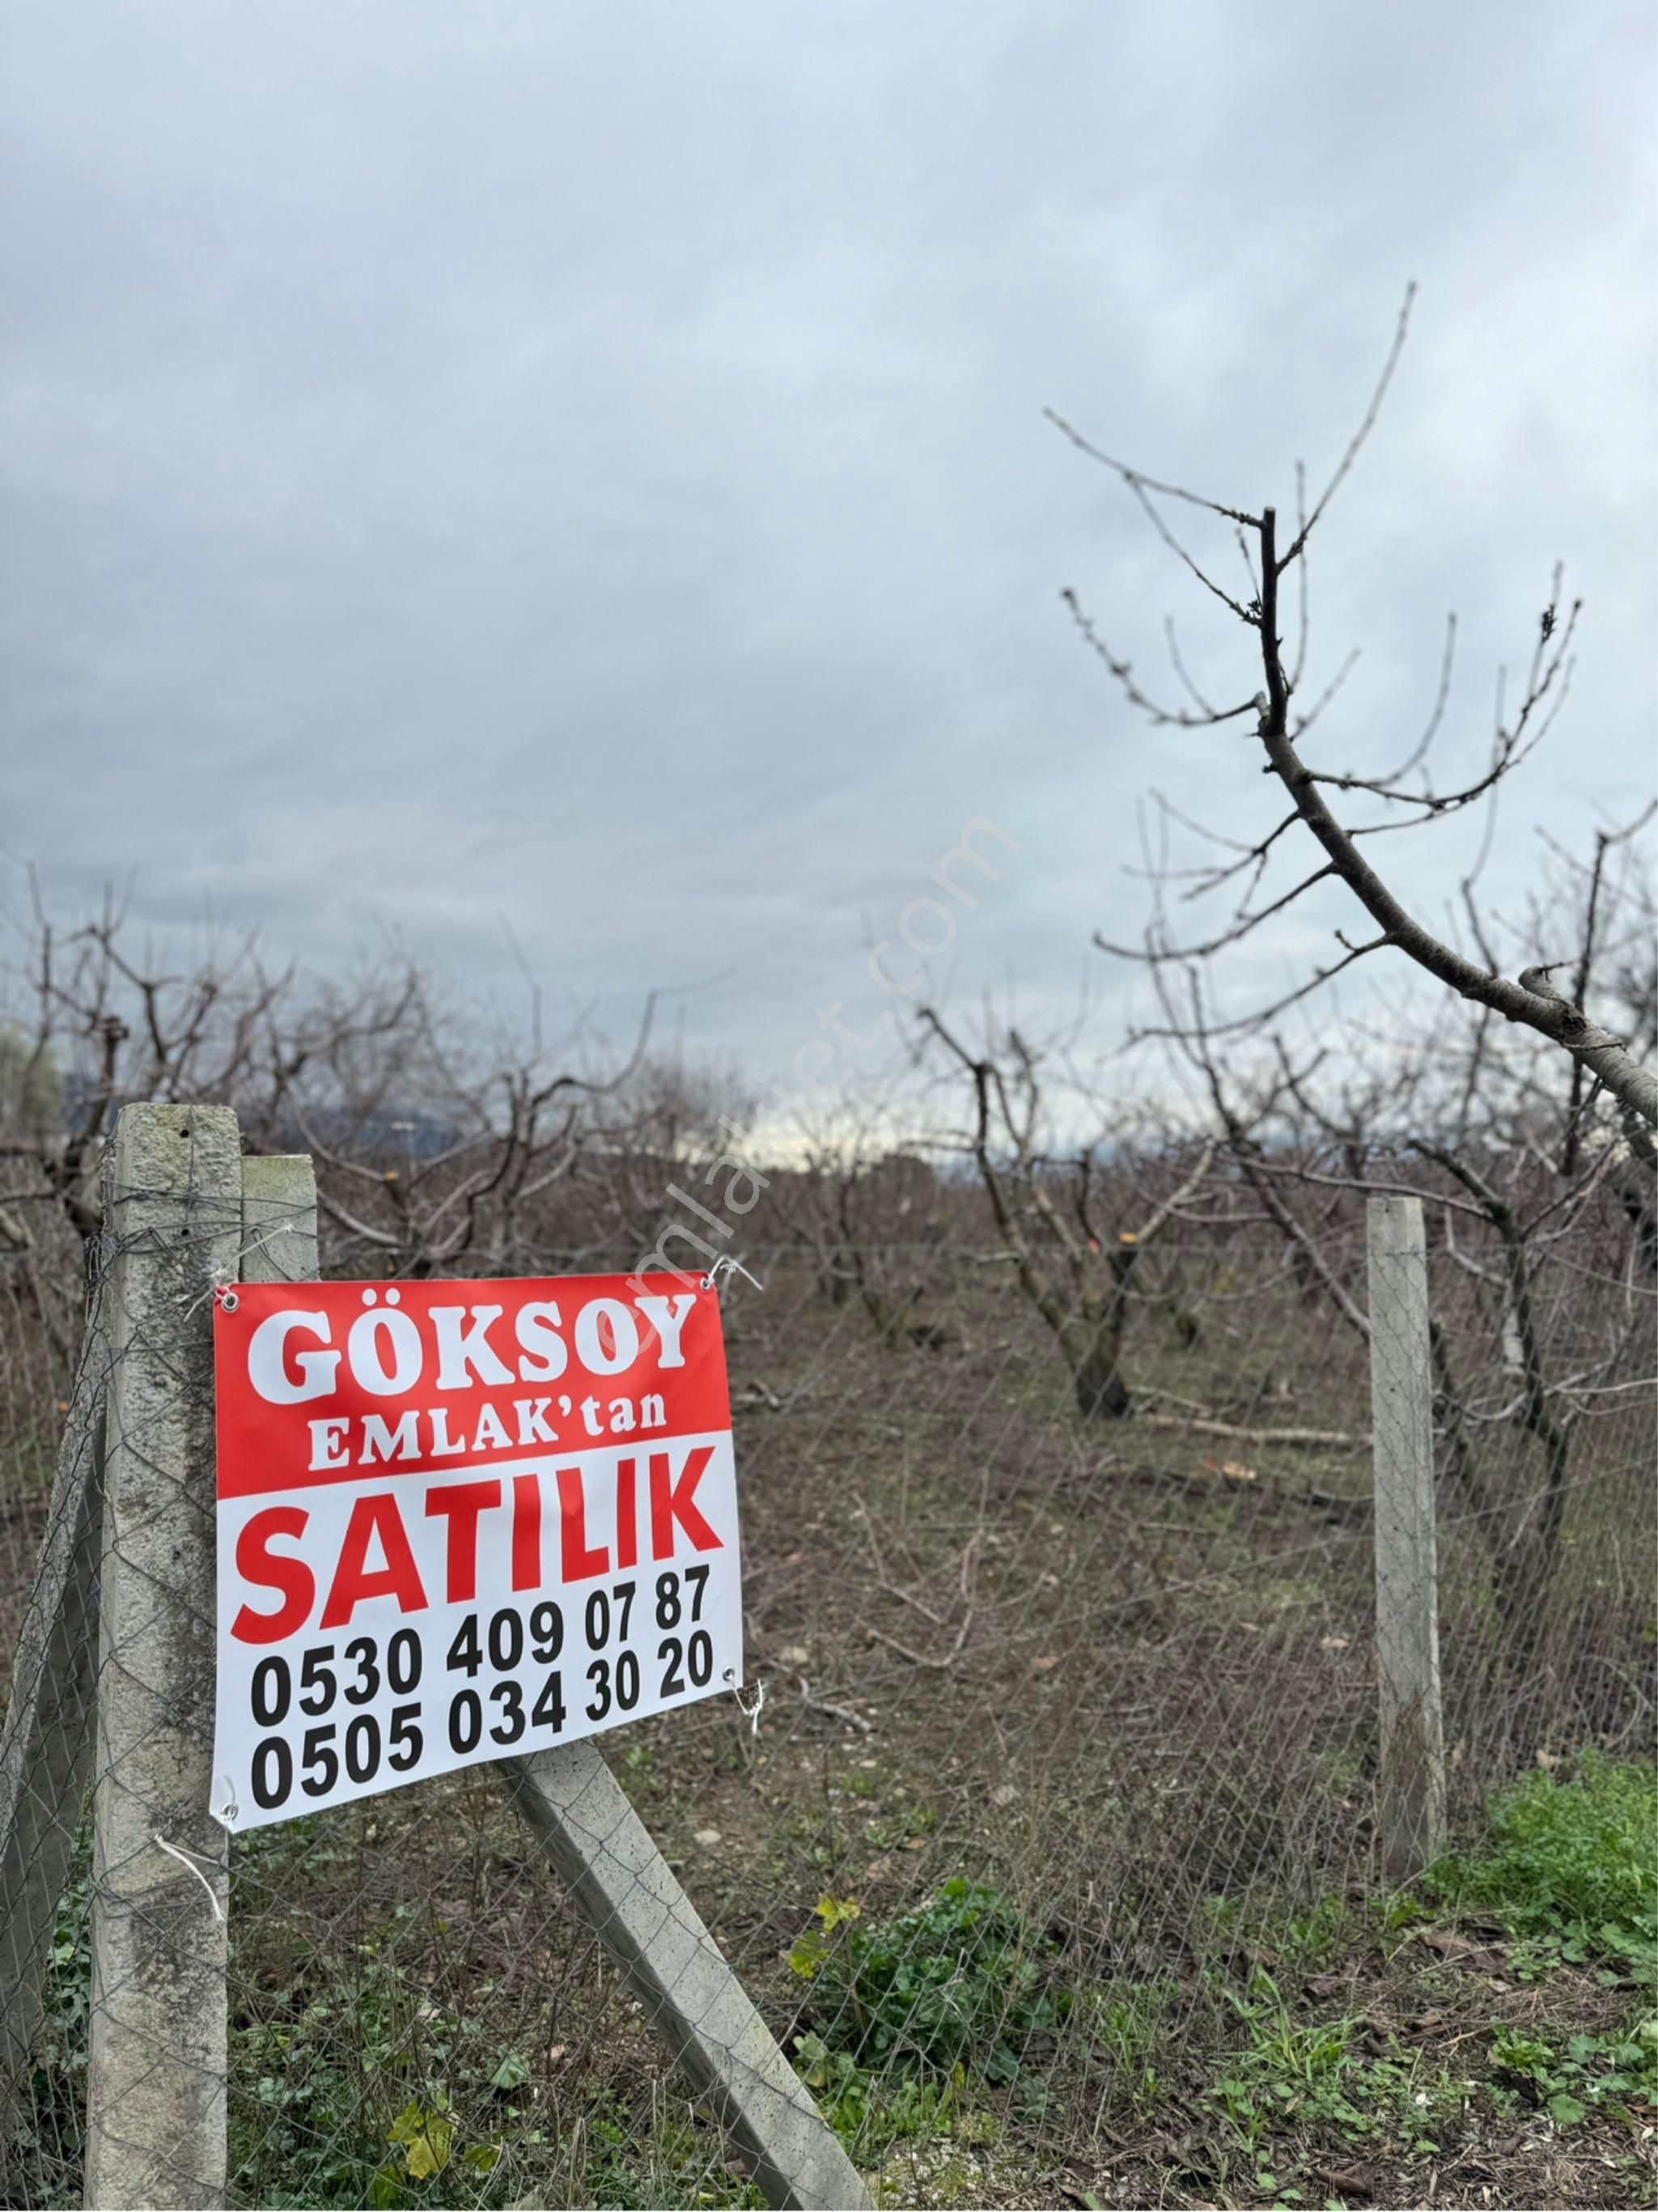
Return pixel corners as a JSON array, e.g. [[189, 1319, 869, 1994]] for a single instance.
[[1194, 1887, 1361, 1975], [1088, 1977, 1180, 2116], [579, 2091, 765, 2210], [1423, 1751, 1657, 1976], [1206, 1966, 1469, 2166], [1185, 1759, 1658, 2194]]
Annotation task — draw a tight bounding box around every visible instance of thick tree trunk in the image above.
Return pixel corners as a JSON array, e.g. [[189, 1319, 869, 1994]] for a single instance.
[[1066, 1318, 1132, 1418]]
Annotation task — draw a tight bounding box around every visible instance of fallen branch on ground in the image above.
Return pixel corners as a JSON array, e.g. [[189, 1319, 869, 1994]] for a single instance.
[[1132, 1411, 1365, 1450], [866, 1610, 976, 1671], [1116, 1461, 1372, 1524]]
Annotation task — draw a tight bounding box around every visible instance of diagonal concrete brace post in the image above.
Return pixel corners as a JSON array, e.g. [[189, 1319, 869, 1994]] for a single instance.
[[500, 1743, 871, 2211], [0, 1264, 110, 2164]]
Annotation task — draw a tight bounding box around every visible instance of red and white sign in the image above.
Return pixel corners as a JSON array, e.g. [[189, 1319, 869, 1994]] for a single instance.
[[210, 1276, 742, 1830]]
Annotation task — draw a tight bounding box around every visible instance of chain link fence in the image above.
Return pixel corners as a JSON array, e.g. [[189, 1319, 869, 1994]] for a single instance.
[[0, 1112, 1652, 2210]]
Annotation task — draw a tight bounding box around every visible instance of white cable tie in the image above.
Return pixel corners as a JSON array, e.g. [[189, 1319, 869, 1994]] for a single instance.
[[734, 1679, 767, 1735], [699, 1255, 765, 1296], [153, 1833, 225, 1922]]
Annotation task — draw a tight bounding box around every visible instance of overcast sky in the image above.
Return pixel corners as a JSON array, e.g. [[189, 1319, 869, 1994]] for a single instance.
[[2, 1, 1653, 1116]]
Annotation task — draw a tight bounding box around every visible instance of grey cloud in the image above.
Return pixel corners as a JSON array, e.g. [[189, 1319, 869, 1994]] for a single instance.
[[2, 0, 1652, 1085]]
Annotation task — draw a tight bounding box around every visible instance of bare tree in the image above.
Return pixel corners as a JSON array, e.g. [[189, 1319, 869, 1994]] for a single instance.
[[292, 990, 675, 1278], [776, 1138, 956, 1348], [0, 874, 428, 1241], [0, 873, 681, 1280], [917, 1005, 1214, 1416], [1054, 286, 1657, 1131], [1144, 813, 1655, 1679]]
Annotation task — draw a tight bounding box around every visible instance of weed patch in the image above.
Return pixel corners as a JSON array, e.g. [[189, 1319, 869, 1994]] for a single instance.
[[1088, 1978, 1180, 2116], [1206, 1968, 1469, 2164], [1488, 2017, 1658, 2129], [1423, 1753, 1657, 1976], [230, 1951, 538, 2209], [580, 2091, 765, 2210], [790, 1878, 1069, 2085]]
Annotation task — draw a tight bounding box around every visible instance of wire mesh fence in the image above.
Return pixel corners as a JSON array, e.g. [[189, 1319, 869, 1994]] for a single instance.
[[0, 1110, 1652, 2210]]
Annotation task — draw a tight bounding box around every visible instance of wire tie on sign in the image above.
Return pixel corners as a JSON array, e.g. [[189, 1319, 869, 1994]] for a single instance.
[[218, 1773, 241, 1827], [699, 1255, 764, 1296], [194, 1222, 304, 1314], [153, 1834, 224, 1923], [733, 1679, 767, 1735]]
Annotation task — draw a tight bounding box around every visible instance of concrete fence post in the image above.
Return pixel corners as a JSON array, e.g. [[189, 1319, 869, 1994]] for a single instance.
[[239, 1153, 320, 1288], [84, 1105, 243, 2211], [1366, 1193, 1447, 1883]]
